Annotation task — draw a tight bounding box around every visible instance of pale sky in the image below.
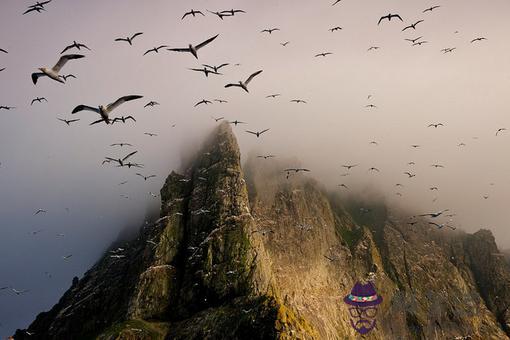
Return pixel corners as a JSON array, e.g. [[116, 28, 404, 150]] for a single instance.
[[1, 0, 510, 335]]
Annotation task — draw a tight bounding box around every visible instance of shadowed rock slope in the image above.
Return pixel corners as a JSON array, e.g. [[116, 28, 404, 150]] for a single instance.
[[15, 122, 510, 339]]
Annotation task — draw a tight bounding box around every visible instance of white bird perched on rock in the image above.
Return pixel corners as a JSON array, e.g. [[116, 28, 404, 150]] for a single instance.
[[71, 95, 143, 125], [31, 54, 85, 85]]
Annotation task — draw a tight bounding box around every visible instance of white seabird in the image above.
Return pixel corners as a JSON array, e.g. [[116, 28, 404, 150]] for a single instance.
[[71, 95, 143, 125], [31, 54, 85, 85]]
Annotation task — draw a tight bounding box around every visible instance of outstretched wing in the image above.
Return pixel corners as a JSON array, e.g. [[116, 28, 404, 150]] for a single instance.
[[245, 70, 263, 84], [259, 128, 270, 134], [225, 83, 241, 88], [196, 34, 219, 50], [131, 32, 144, 40], [31, 72, 46, 85], [122, 151, 138, 162], [106, 95, 143, 112], [52, 54, 85, 73], [72, 105, 100, 114], [246, 130, 257, 135], [168, 47, 191, 52], [90, 118, 106, 125]]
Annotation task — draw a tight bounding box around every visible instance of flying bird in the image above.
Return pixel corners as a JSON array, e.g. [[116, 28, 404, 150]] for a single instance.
[[290, 99, 307, 104], [0, 48, 7, 54], [342, 164, 358, 170], [378, 13, 403, 25], [419, 209, 449, 218], [214, 99, 228, 103], [230, 120, 246, 126], [57, 118, 80, 126], [0, 106, 15, 110], [413, 41, 428, 46], [211, 116, 224, 122], [182, 9, 205, 19], [429, 222, 455, 230], [111, 116, 136, 124], [402, 20, 424, 31], [189, 67, 221, 77], [195, 99, 212, 107], [405, 37, 423, 44], [28, 1, 52, 9], [261, 28, 280, 34], [203, 63, 229, 73], [31, 97, 47, 105], [136, 173, 156, 181], [111, 143, 132, 147], [115, 32, 143, 45], [34, 209, 47, 215], [144, 132, 157, 137], [31, 54, 85, 84], [23, 6, 46, 15], [266, 94, 281, 98], [496, 128, 507, 136], [368, 167, 380, 172], [220, 9, 246, 16], [168, 34, 219, 59], [225, 70, 263, 93], [72, 95, 143, 125], [59, 74, 77, 81], [143, 45, 168, 56], [404, 172, 416, 178], [441, 47, 456, 53], [471, 37, 487, 43], [284, 168, 310, 173], [246, 129, 270, 138], [104, 151, 138, 167], [144, 101, 159, 108], [367, 46, 380, 51], [428, 123, 444, 128], [330, 27, 342, 32], [423, 6, 440, 13], [338, 184, 348, 189], [61, 41, 91, 54], [281, 41, 290, 47], [332, 0, 342, 5], [315, 52, 333, 57], [11, 288, 29, 296], [257, 155, 275, 159], [207, 10, 231, 20]]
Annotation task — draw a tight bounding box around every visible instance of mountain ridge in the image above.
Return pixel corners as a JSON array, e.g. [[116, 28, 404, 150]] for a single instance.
[[14, 122, 510, 339]]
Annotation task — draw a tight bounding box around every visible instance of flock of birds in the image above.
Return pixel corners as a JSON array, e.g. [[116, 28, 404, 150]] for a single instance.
[[0, 1, 505, 334]]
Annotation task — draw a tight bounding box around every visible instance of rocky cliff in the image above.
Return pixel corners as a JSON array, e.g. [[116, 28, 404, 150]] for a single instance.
[[14, 122, 510, 339]]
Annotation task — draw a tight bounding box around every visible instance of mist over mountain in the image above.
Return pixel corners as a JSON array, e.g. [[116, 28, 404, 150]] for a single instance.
[[10, 123, 510, 339]]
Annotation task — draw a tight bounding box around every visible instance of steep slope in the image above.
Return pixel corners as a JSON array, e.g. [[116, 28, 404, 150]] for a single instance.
[[14, 122, 510, 339]]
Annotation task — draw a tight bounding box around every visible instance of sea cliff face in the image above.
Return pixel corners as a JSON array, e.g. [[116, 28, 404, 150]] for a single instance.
[[15, 122, 510, 339]]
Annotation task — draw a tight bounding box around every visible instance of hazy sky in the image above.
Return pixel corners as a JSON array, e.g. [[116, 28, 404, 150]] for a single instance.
[[1, 0, 510, 335]]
